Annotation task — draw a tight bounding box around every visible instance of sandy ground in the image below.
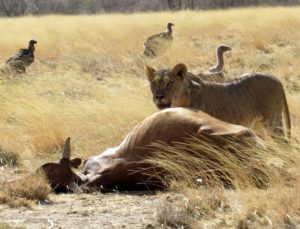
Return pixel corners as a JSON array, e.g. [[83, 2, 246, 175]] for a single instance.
[[2, 177, 299, 228], [0, 168, 159, 228], [0, 192, 160, 229]]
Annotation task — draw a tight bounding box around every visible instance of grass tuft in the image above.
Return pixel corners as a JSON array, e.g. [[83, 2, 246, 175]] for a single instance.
[[144, 135, 299, 190], [157, 186, 227, 228], [0, 172, 51, 208], [0, 147, 20, 166]]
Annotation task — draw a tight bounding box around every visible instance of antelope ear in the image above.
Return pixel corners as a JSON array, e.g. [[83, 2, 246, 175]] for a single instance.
[[146, 65, 155, 82], [62, 137, 71, 159], [171, 63, 187, 80], [70, 158, 82, 169]]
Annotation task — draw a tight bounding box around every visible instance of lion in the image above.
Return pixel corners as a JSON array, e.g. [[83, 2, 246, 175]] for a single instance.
[[146, 63, 291, 139]]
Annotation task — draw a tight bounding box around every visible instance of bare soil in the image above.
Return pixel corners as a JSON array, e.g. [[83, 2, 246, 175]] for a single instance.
[[0, 192, 160, 229]]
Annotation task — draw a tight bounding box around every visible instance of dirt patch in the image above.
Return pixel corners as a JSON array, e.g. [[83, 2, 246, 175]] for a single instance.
[[0, 192, 160, 229]]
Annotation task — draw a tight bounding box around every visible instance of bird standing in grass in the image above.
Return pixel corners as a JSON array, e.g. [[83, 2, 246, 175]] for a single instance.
[[206, 44, 231, 73], [198, 44, 231, 82], [6, 39, 37, 74], [143, 23, 174, 58]]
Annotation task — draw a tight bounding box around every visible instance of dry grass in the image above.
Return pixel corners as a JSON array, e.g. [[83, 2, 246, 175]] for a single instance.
[[157, 186, 227, 228], [0, 172, 51, 208], [0, 147, 20, 166], [235, 183, 300, 228], [0, 7, 299, 164], [155, 168, 300, 228], [149, 133, 300, 228], [145, 135, 299, 189], [0, 5, 299, 227], [0, 224, 26, 229]]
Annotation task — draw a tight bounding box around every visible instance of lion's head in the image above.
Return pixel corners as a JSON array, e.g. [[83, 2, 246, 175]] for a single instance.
[[146, 63, 193, 110]]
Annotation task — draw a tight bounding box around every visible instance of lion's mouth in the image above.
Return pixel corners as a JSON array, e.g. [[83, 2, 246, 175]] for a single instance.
[[156, 102, 171, 110]]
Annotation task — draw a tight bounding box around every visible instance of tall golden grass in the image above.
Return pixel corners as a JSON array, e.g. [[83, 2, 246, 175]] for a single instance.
[[0, 7, 299, 165], [146, 136, 298, 188], [149, 134, 300, 228]]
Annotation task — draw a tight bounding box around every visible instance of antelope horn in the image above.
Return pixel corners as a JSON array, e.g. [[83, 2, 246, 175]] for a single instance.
[[62, 137, 71, 159]]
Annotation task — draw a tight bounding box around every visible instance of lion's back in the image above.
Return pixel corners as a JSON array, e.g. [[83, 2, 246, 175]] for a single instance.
[[189, 73, 286, 127]]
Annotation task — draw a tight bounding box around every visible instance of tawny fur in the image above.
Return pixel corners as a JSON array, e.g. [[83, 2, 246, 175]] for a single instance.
[[146, 63, 291, 139], [79, 108, 262, 191]]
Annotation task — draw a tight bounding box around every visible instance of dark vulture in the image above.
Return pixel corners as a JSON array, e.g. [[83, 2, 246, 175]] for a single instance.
[[6, 39, 37, 73], [143, 22, 174, 58]]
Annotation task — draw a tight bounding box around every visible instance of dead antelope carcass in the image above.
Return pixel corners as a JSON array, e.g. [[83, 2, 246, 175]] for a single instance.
[[77, 108, 262, 191]]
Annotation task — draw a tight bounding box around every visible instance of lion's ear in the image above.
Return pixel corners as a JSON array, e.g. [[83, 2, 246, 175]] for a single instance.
[[171, 63, 187, 80], [146, 65, 155, 82]]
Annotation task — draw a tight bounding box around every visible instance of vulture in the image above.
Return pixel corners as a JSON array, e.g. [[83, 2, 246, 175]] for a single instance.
[[143, 22, 174, 58], [6, 39, 37, 73], [198, 44, 231, 82]]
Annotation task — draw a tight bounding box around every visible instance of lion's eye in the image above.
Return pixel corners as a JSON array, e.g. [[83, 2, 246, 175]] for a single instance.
[[166, 81, 174, 88], [151, 82, 157, 87]]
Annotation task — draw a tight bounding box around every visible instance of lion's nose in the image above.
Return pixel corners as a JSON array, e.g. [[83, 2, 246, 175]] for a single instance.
[[155, 95, 164, 100]]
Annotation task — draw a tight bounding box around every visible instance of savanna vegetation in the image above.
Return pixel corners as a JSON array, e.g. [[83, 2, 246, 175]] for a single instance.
[[0, 6, 300, 228], [0, 0, 299, 16]]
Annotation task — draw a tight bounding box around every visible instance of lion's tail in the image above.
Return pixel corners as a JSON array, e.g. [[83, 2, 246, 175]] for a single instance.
[[283, 91, 291, 139]]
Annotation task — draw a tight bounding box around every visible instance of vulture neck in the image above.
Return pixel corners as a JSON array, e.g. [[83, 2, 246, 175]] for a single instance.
[[166, 25, 173, 36], [214, 49, 225, 72], [28, 43, 35, 54]]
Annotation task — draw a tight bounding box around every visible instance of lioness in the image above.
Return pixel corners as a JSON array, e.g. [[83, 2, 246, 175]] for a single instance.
[[146, 63, 291, 139]]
